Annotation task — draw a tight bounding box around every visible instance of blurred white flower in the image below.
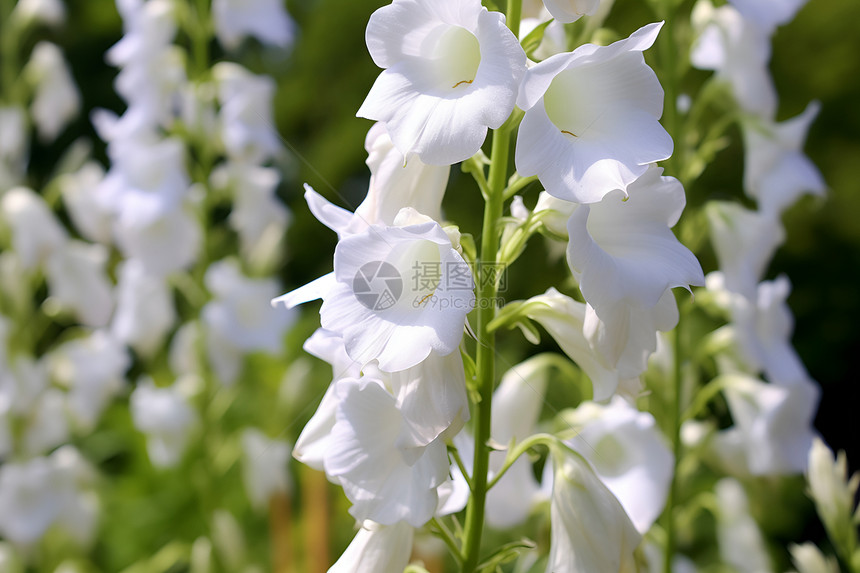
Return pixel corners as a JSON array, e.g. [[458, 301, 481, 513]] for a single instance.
[[212, 162, 290, 270], [25, 42, 81, 142], [806, 438, 859, 555], [50, 331, 130, 431], [543, 0, 601, 23], [722, 373, 818, 476], [714, 478, 772, 573], [546, 449, 641, 573], [11, 0, 66, 27], [561, 397, 673, 533], [114, 204, 202, 277], [742, 101, 826, 215], [58, 161, 113, 245], [516, 23, 672, 204], [45, 241, 114, 327], [727, 0, 809, 36], [98, 135, 191, 228], [357, 0, 527, 165], [23, 388, 70, 456], [212, 0, 296, 50], [329, 520, 414, 573], [706, 201, 784, 300], [241, 428, 292, 511], [214, 63, 282, 164], [0, 187, 67, 271], [0, 106, 28, 191], [323, 377, 449, 527], [130, 378, 197, 468], [0, 447, 96, 547], [111, 260, 176, 357], [789, 543, 840, 573], [691, 0, 776, 118], [201, 259, 294, 383]]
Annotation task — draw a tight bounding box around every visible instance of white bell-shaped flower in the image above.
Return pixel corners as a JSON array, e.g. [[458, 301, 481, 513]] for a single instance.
[[23, 389, 69, 456], [356, 122, 450, 225], [517, 288, 640, 401], [742, 101, 825, 215], [25, 42, 80, 142], [516, 22, 672, 204], [212, 0, 295, 51], [357, 0, 527, 165], [0, 456, 66, 545], [323, 377, 449, 527], [11, 0, 66, 27], [546, 449, 641, 572], [561, 397, 673, 533], [329, 520, 414, 573]]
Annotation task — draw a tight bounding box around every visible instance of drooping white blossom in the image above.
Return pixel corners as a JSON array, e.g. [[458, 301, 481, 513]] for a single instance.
[[212, 0, 296, 51], [323, 377, 449, 527], [356, 122, 450, 225], [516, 22, 672, 204], [742, 101, 826, 215], [567, 167, 704, 376], [329, 520, 414, 573], [113, 204, 202, 277], [11, 0, 66, 27], [561, 397, 673, 533], [788, 543, 840, 573], [546, 450, 641, 573], [58, 162, 113, 245], [357, 0, 527, 165], [25, 42, 81, 142], [515, 288, 640, 400]]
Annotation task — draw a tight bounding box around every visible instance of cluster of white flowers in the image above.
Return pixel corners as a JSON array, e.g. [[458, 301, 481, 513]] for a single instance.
[[0, 0, 297, 560]]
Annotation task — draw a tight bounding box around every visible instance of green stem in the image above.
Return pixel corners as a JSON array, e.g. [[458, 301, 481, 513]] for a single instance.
[[459, 1, 520, 560], [191, 0, 211, 79], [0, 0, 22, 105]]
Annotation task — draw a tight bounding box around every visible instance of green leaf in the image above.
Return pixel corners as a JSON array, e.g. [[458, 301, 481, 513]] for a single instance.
[[521, 19, 554, 61]]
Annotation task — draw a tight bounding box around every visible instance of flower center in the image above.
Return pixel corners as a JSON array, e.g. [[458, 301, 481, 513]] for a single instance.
[[433, 26, 481, 91], [544, 66, 600, 140]]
